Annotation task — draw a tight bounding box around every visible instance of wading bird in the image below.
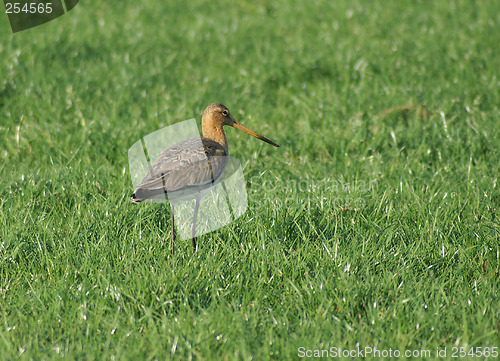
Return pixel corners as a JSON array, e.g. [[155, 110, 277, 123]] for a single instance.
[[131, 103, 279, 254]]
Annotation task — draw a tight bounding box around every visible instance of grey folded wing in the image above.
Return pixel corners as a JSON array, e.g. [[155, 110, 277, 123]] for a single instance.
[[132, 138, 228, 201]]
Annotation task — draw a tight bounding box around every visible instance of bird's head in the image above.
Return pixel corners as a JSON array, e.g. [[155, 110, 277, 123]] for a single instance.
[[202, 103, 279, 147]]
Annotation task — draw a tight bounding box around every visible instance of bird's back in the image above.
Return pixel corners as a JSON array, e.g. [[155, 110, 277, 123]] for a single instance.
[[131, 137, 228, 202]]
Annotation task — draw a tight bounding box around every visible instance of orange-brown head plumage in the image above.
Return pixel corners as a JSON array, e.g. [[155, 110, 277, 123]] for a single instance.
[[201, 103, 279, 151]]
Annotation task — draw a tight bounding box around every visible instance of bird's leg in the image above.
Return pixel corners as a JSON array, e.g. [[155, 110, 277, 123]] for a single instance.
[[191, 196, 201, 252], [170, 202, 176, 255], [221, 181, 235, 219]]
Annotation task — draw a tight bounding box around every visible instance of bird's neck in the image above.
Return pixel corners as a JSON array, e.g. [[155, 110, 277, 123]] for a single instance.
[[202, 124, 228, 152]]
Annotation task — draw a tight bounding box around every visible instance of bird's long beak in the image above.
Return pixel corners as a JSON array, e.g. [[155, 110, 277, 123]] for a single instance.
[[230, 118, 280, 147]]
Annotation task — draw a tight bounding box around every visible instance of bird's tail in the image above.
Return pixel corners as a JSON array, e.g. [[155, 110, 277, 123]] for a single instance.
[[130, 193, 144, 203]]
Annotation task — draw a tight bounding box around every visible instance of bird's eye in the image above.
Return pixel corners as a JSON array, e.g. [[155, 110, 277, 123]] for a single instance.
[[222, 110, 229, 117]]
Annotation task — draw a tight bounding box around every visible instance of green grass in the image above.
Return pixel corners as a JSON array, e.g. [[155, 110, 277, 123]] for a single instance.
[[1, 0, 499, 360]]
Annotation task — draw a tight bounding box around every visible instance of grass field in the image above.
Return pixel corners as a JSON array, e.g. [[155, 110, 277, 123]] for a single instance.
[[1, 0, 499, 360]]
